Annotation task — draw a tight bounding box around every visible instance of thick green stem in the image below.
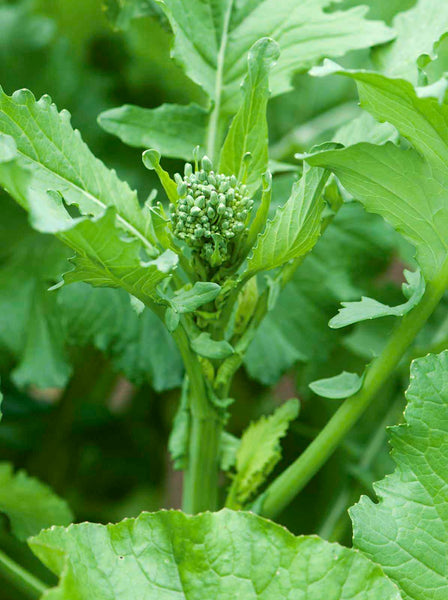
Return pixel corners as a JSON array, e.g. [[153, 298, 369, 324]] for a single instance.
[[172, 326, 222, 513], [0, 549, 47, 599], [260, 255, 448, 519]]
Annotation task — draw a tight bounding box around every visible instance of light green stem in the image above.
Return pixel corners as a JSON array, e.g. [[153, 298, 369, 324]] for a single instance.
[[173, 326, 222, 514], [260, 255, 448, 519], [0, 549, 47, 599]]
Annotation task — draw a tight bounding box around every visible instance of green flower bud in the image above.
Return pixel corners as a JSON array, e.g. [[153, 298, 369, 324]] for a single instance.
[[177, 182, 187, 197], [201, 155, 213, 172], [169, 159, 253, 266]]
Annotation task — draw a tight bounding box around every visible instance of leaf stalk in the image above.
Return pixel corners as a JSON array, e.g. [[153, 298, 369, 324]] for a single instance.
[[0, 548, 47, 600], [259, 253, 448, 518]]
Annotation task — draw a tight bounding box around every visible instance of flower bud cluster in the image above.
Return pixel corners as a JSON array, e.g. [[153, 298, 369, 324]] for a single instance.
[[170, 156, 253, 267]]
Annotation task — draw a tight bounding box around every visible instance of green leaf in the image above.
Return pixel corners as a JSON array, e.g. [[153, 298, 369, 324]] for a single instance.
[[110, 307, 184, 391], [51, 207, 176, 306], [306, 142, 447, 281], [29, 509, 400, 599], [0, 132, 16, 162], [330, 270, 425, 329], [158, 0, 394, 114], [227, 399, 299, 508], [0, 462, 73, 541], [309, 62, 448, 174], [351, 351, 448, 600], [219, 38, 279, 195], [373, 0, 448, 83], [245, 202, 397, 384], [246, 163, 329, 275], [98, 103, 208, 160], [169, 282, 221, 313], [57, 280, 183, 392], [190, 332, 234, 359], [0, 87, 154, 252], [333, 112, 398, 147], [305, 66, 448, 280], [309, 371, 364, 400], [0, 210, 72, 388]]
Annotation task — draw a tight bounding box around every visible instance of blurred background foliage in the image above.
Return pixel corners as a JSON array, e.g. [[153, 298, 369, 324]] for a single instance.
[[2, 3, 442, 593]]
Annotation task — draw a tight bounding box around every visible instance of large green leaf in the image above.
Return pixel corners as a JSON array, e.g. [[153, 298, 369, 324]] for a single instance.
[[246, 164, 329, 275], [98, 103, 208, 160], [29, 509, 400, 599], [351, 351, 448, 600], [0, 87, 154, 252], [53, 208, 176, 305], [0, 119, 174, 304], [158, 0, 394, 114], [309, 63, 448, 172], [0, 201, 72, 388], [373, 0, 448, 83], [0, 463, 73, 541], [219, 38, 279, 195], [306, 65, 448, 280]]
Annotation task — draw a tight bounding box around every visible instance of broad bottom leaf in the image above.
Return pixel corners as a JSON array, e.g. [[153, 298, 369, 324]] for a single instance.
[[351, 351, 448, 600], [29, 509, 400, 599]]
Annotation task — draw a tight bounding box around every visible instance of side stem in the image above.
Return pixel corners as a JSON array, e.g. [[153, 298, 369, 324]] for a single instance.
[[260, 255, 448, 519], [0, 549, 47, 600]]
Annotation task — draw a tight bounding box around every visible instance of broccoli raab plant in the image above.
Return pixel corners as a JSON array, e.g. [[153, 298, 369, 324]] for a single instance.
[[1, 0, 448, 598]]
